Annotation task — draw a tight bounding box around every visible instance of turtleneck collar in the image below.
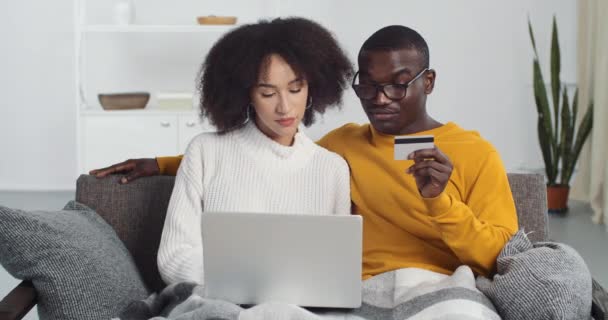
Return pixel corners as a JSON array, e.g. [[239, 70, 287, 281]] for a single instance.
[[232, 121, 317, 169]]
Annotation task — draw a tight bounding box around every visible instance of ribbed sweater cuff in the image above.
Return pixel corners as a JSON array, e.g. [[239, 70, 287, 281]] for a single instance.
[[422, 193, 452, 216], [156, 156, 181, 175]]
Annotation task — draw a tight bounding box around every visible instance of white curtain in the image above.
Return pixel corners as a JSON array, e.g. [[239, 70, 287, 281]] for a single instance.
[[571, 0, 608, 228]]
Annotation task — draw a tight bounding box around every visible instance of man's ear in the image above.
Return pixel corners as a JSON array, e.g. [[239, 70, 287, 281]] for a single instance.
[[425, 69, 436, 94]]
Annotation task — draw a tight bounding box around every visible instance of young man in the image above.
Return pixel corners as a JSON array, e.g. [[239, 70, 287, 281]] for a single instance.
[[91, 25, 518, 278]]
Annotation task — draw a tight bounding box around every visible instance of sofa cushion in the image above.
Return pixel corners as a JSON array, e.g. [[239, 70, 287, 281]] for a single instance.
[[0, 201, 148, 320]]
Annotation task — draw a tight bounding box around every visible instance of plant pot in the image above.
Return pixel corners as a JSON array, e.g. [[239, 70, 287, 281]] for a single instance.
[[547, 184, 570, 214]]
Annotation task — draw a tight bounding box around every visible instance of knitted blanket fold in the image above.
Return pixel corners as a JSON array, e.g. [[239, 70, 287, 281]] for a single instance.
[[115, 266, 499, 320], [476, 230, 593, 320]]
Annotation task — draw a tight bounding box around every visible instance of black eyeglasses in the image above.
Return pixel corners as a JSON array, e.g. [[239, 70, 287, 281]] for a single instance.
[[351, 68, 429, 100]]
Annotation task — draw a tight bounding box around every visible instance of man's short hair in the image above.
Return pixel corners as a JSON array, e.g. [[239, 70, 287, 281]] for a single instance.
[[359, 25, 430, 69]]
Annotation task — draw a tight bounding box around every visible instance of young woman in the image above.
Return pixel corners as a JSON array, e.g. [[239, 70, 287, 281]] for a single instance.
[[156, 17, 354, 285]]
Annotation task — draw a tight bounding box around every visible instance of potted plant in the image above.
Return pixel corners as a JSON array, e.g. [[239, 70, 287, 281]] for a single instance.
[[528, 16, 594, 213]]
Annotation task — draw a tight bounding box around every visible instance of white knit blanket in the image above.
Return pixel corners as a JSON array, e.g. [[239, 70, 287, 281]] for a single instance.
[[116, 266, 499, 320]]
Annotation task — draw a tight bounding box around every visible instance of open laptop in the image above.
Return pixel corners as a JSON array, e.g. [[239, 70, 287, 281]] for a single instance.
[[201, 212, 362, 308]]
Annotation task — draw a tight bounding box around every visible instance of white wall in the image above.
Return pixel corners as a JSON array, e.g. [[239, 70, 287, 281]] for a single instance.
[[0, 1, 76, 190], [291, 0, 578, 174], [0, 0, 577, 190]]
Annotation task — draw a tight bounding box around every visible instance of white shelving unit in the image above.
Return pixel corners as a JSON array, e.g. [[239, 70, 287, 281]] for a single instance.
[[84, 25, 237, 33], [74, 0, 280, 173]]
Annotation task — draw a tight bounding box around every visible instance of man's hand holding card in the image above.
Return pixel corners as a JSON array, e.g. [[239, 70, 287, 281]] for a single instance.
[[394, 135, 453, 198]]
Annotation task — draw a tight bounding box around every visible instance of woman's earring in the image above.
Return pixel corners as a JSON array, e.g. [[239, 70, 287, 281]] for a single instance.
[[305, 96, 313, 109], [243, 104, 252, 125]]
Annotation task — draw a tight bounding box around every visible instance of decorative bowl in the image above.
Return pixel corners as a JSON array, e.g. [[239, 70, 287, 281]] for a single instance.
[[98, 92, 150, 110], [196, 16, 237, 25]]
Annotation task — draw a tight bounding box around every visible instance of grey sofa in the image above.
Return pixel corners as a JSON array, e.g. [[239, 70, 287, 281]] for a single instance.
[[0, 173, 606, 319]]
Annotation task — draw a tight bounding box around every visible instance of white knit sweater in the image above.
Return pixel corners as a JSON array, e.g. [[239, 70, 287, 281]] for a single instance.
[[157, 121, 351, 285]]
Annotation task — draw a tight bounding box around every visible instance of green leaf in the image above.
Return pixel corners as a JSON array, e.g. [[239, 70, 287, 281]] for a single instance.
[[550, 15, 561, 158], [563, 101, 593, 184], [528, 17, 539, 59], [572, 88, 579, 131], [559, 89, 572, 185], [532, 59, 555, 178], [538, 118, 556, 184]]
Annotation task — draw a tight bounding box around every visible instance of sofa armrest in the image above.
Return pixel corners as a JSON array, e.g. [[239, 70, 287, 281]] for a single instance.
[[76, 174, 174, 292], [592, 279, 608, 320], [0, 281, 37, 320]]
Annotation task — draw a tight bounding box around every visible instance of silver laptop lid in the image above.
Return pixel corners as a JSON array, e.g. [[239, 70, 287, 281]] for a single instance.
[[201, 212, 362, 308]]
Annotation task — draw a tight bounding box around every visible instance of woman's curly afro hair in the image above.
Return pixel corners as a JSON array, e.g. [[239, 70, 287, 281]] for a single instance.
[[197, 17, 353, 133]]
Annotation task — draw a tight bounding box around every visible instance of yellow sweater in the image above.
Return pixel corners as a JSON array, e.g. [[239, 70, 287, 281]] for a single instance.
[[317, 122, 518, 278], [157, 155, 183, 177], [157, 122, 518, 278]]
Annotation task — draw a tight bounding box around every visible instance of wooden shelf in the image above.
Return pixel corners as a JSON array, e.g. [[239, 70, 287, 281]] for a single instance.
[[80, 108, 198, 116]]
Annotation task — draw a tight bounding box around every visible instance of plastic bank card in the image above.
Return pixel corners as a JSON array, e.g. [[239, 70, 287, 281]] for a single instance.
[[394, 135, 434, 160]]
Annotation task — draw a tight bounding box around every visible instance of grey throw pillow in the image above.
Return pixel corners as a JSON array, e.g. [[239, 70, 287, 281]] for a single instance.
[[476, 230, 592, 320], [0, 201, 148, 320]]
